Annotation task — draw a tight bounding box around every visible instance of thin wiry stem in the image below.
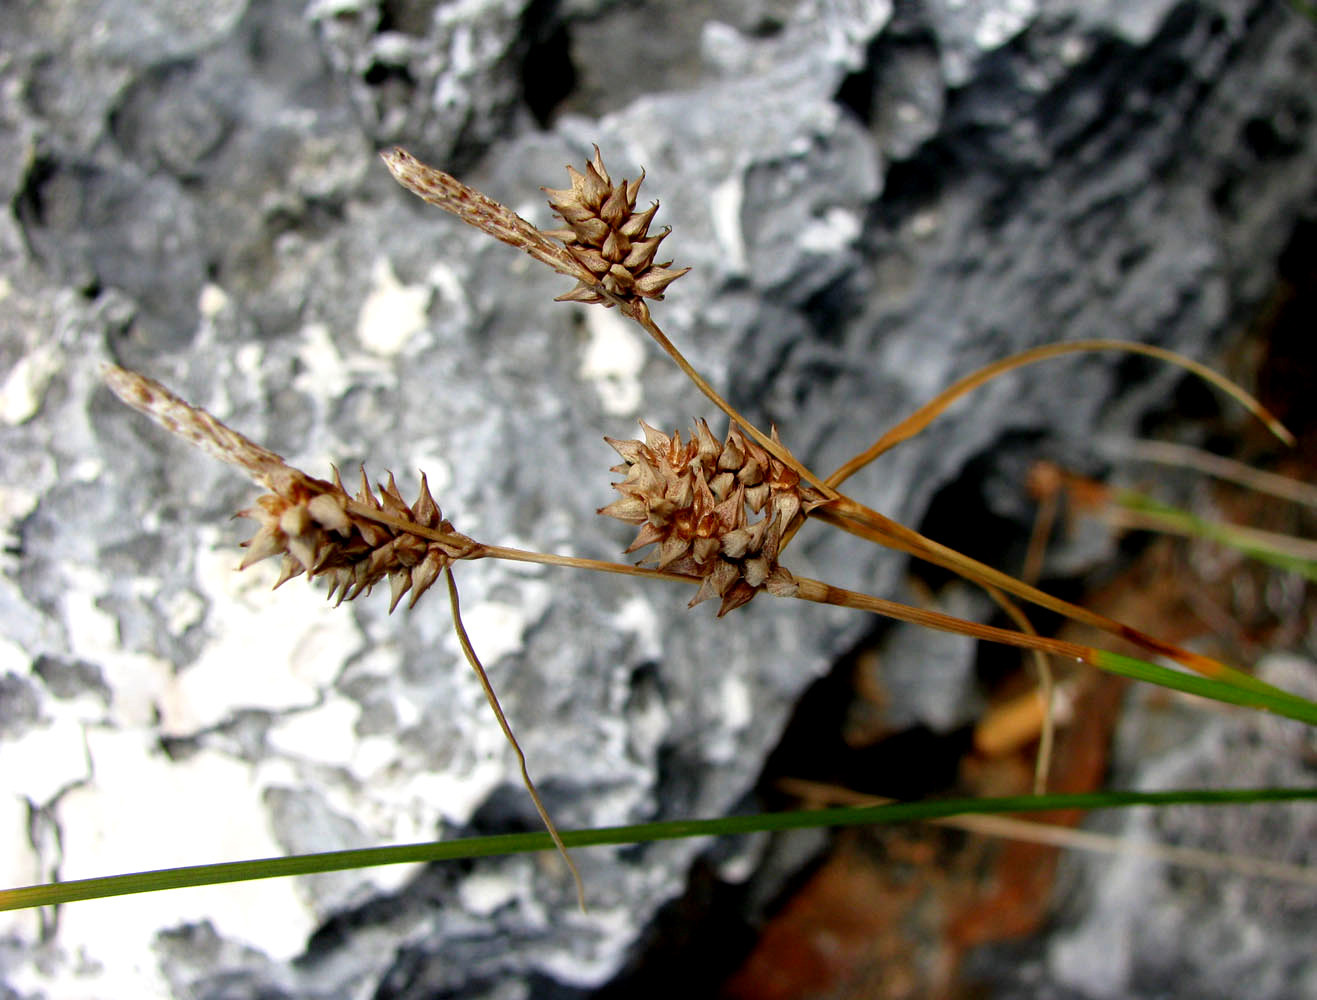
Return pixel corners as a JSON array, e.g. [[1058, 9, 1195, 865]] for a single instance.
[[826, 339, 1293, 491], [625, 300, 837, 497], [983, 585, 1055, 795], [814, 499, 1264, 691], [794, 576, 1091, 662], [1107, 439, 1317, 509], [472, 543, 699, 585], [793, 576, 1317, 725], [445, 567, 586, 912]]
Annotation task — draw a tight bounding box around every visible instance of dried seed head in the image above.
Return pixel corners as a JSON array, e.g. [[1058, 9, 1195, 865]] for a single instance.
[[544, 146, 690, 308], [238, 468, 478, 612], [104, 365, 478, 611], [598, 419, 826, 615]]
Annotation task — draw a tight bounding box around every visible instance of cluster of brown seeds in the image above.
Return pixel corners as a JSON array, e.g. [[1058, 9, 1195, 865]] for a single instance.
[[598, 420, 827, 615], [239, 469, 477, 612], [102, 364, 476, 613], [543, 146, 689, 306]]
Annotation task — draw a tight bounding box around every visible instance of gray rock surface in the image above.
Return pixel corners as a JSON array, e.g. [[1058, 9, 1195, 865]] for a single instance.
[[966, 655, 1317, 1000], [1, 0, 1314, 996]]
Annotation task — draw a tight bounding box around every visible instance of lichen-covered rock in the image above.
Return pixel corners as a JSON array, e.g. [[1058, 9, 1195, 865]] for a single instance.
[[2, 0, 1315, 996]]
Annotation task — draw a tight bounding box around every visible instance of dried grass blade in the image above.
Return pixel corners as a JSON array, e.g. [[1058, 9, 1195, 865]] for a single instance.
[[827, 339, 1294, 490], [814, 499, 1293, 703], [1105, 439, 1317, 509]]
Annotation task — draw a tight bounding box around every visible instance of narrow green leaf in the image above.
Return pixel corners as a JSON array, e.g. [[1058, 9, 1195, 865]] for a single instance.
[[4, 787, 1314, 912], [1117, 491, 1317, 583], [1092, 649, 1317, 725]]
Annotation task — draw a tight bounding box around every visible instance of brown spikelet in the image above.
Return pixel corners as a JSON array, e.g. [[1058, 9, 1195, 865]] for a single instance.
[[598, 419, 825, 615], [381, 145, 689, 310], [236, 468, 477, 612], [543, 146, 690, 307], [103, 365, 478, 610], [380, 148, 596, 289], [102, 363, 312, 497]]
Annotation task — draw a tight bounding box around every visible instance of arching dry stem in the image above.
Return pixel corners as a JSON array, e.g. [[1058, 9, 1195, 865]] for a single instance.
[[445, 568, 586, 912], [826, 339, 1294, 491]]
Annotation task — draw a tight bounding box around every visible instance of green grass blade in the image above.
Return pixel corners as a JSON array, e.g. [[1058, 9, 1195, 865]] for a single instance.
[[1117, 491, 1317, 583], [1092, 649, 1317, 725], [4, 787, 1314, 911], [1289, 0, 1317, 22]]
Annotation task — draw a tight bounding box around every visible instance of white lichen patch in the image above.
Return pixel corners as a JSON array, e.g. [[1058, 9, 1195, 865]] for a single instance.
[[974, 0, 1036, 49], [458, 867, 523, 917], [163, 587, 205, 634], [293, 321, 391, 401], [718, 674, 752, 731], [157, 530, 363, 736], [267, 696, 362, 767], [710, 174, 748, 276], [0, 634, 28, 674], [0, 715, 90, 803], [578, 306, 645, 416], [198, 282, 231, 317], [453, 600, 536, 666], [609, 596, 662, 664], [54, 728, 315, 970], [701, 674, 754, 766], [798, 206, 862, 254], [357, 257, 432, 356], [426, 260, 473, 333], [0, 345, 61, 426], [62, 566, 125, 659], [102, 651, 175, 730], [396, 759, 508, 828]]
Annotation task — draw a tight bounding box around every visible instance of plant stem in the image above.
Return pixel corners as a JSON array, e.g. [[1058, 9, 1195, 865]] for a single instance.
[[472, 544, 698, 584], [826, 339, 1293, 491], [625, 300, 837, 497], [792, 577, 1317, 725], [445, 568, 586, 911], [1108, 439, 1317, 509], [777, 778, 1317, 887], [7, 788, 1315, 912], [814, 499, 1282, 698]]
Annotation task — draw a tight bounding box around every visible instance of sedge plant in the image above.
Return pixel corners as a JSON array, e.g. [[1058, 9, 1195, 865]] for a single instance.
[[4, 144, 1316, 917]]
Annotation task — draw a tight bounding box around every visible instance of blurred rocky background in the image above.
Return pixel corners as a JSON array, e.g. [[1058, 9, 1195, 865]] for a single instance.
[[1, 0, 1314, 997]]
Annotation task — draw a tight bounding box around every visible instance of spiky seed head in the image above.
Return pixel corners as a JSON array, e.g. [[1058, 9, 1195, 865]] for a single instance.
[[598, 420, 825, 615], [236, 468, 478, 612], [103, 365, 477, 613], [544, 146, 689, 308]]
